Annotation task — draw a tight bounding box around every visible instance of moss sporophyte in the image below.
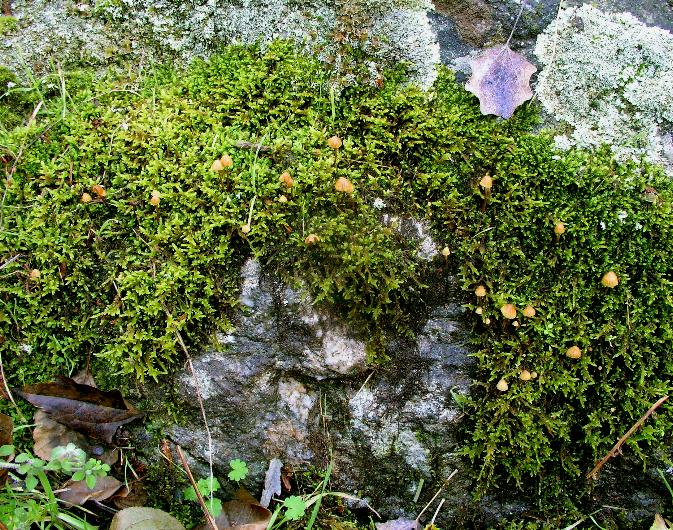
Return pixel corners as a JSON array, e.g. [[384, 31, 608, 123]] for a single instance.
[[2, 41, 673, 509]]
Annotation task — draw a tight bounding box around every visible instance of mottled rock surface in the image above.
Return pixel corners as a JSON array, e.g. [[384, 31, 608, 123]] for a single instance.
[[164, 257, 474, 521]]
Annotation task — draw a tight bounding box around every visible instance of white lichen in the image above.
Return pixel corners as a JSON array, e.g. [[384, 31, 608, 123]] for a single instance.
[[535, 5, 673, 170]]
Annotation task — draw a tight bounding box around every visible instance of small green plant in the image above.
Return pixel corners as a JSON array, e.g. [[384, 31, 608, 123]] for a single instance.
[[0, 442, 109, 529], [183, 476, 223, 517]]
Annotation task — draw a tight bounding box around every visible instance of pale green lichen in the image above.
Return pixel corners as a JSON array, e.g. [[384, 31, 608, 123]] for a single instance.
[[534, 4, 673, 169]]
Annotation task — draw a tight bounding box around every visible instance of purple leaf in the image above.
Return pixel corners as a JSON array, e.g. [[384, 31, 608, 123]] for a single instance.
[[465, 45, 537, 119]]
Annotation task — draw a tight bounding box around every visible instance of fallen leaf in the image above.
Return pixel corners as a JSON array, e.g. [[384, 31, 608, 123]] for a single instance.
[[375, 518, 421, 530], [260, 459, 282, 508], [59, 475, 123, 506], [33, 410, 89, 460], [465, 45, 537, 119], [16, 376, 143, 444], [110, 507, 186, 530], [0, 412, 12, 486], [112, 481, 149, 509], [196, 490, 272, 530], [652, 514, 671, 530], [72, 368, 97, 388]]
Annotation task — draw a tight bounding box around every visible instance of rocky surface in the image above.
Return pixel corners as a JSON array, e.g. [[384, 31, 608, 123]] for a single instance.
[[163, 257, 474, 522]]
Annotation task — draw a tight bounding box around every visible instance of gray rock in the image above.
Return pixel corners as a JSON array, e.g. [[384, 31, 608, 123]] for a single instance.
[[161, 257, 475, 521]]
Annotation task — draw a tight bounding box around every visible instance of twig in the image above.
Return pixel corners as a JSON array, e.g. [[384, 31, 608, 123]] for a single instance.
[[176, 446, 218, 530], [587, 395, 669, 480], [430, 498, 445, 526], [415, 468, 458, 523], [505, 0, 528, 48], [171, 323, 216, 520], [2, 0, 11, 16]]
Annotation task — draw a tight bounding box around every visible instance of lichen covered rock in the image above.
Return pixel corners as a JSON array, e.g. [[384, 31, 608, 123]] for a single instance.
[[535, 4, 673, 168]]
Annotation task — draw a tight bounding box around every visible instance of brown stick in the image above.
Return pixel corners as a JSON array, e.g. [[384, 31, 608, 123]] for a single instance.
[[2, 0, 11, 16], [587, 395, 669, 480], [176, 445, 218, 530]]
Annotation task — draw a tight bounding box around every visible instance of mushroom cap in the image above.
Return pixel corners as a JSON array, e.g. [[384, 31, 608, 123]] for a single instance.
[[211, 159, 224, 172], [92, 185, 106, 198], [279, 172, 294, 188], [601, 271, 619, 288], [519, 369, 532, 381], [220, 154, 233, 168], [304, 234, 320, 244], [29, 269, 41, 280], [150, 190, 161, 206], [496, 378, 509, 392], [240, 223, 251, 234], [554, 222, 565, 235], [278, 195, 288, 203], [500, 303, 517, 319], [475, 285, 487, 297], [475, 307, 483, 315], [327, 135, 342, 149], [441, 246, 451, 257], [81, 193, 92, 203], [479, 174, 493, 189], [335, 177, 354, 193], [566, 346, 582, 359], [522, 305, 536, 318]]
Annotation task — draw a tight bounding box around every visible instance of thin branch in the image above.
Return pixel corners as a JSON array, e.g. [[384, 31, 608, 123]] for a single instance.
[[587, 395, 669, 480], [171, 322, 216, 520], [415, 468, 458, 523], [176, 445, 218, 530], [2, 0, 11, 16], [0, 349, 24, 420]]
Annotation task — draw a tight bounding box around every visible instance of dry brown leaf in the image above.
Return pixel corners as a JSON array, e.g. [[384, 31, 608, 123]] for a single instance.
[[465, 44, 537, 119], [16, 376, 143, 444], [58, 476, 124, 506], [0, 412, 12, 486], [112, 481, 149, 509], [72, 368, 97, 388], [196, 491, 271, 530], [33, 410, 89, 460], [110, 507, 186, 530]]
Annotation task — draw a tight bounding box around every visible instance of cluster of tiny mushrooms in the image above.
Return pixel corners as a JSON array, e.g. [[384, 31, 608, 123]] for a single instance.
[[61, 138, 621, 395], [477, 174, 621, 392]]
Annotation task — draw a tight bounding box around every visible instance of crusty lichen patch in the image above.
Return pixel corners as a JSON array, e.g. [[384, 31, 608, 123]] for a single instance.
[[535, 4, 673, 169]]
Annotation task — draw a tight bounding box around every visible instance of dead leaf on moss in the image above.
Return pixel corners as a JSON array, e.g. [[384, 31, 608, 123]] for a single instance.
[[0, 412, 12, 486], [196, 490, 272, 530], [33, 410, 89, 460], [112, 481, 149, 509], [465, 44, 537, 119], [110, 507, 186, 530], [16, 376, 142, 444], [58, 475, 124, 506]]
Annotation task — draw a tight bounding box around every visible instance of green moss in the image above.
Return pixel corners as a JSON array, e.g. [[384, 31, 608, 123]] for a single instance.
[[0, 16, 18, 35], [2, 40, 673, 518]]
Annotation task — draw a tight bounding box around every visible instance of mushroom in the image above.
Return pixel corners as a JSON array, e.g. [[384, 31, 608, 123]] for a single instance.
[[554, 222, 565, 236], [279, 172, 294, 188], [304, 234, 320, 245], [92, 185, 106, 198], [81, 193, 92, 203], [220, 154, 233, 168], [210, 159, 224, 172], [522, 305, 536, 318], [496, 378, 509, 392], [327, 135, 342, 150], [150, 190, 161, 206], [479, 174, 493, 190], [240, 223, 251, 234], [519, 369, 532, 381], [500, 303, 517, 319], [475, 285, 487, 297], [29, 269, 41, 280], [335, 177, 354, 193], [601, 271, 619, 288], [566, 346, 582, 359]]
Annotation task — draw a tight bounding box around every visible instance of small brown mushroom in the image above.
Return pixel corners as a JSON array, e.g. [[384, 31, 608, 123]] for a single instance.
[[479, 174, 493, 190], [327, 136, 342, 150], [335, 177, 354, 194], [519, 369, 532, 381], [92, 185, 106, 198], [279, 172, 294, 188], [500, 303, 517, 319], [220, 154, 233, 168], [304, 234, 320, 245], [566, 346, 582, 359], [554, 222, 565, 236], [150, 190, 161, 207], [601, 271, 619, 288], [475, 285, 487, 297], [81, 193, 92, 203], [496, 378, 509, 392], [522, 305, 536, 318]]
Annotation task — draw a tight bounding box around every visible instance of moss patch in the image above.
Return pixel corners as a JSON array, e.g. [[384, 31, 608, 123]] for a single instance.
[[2, 41, 673, 518]]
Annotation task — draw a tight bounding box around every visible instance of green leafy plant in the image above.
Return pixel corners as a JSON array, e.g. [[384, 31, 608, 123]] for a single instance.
[[227, 459, 249, 482], [183, 476, 223, 517], [0, 442, 109, 529]]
